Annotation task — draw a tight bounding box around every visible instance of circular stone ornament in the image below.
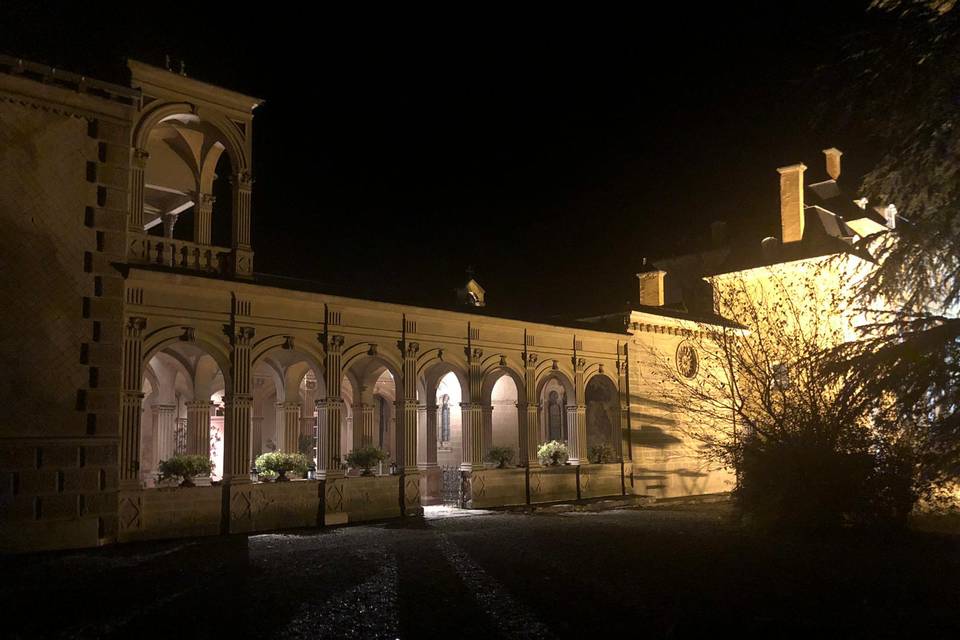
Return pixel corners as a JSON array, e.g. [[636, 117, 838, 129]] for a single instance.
[[676, 343, 699, 379]]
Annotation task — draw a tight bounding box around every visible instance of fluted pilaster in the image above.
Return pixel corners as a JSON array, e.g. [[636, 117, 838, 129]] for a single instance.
[[129, 149, 148, 232], [316, 399, 344, 479], [152, 404, 176, 463], [566, 405, 588, 465], [120, 317, 147, 487], [352, 403, 375, 449], [193, 192, 215, 245], [277, 401, 301, 453], [224, 325, 254, 483], [460, 403, 484, 470], [186, 400, 212, 457]]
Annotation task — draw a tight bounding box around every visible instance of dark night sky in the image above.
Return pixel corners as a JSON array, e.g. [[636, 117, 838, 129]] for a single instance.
[[5, 2, 881, 319]]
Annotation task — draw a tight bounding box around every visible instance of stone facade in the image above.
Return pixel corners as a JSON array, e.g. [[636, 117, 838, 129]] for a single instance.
[[7, 56, 844, 552]]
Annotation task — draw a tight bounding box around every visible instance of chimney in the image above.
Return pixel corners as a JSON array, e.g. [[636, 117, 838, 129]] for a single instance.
[[823, 147, 842, 180], [777, 163, 806, 244], [636, 268, 666, 307]]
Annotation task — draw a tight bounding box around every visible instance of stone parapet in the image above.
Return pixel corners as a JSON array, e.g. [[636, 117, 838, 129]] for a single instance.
[[228, 479, 320, 535], [467, 467, 527, 508], [118, 486, 221, 543]]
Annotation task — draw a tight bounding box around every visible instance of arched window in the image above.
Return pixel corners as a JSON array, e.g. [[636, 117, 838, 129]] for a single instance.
[[440, 394, 451, 443], [548, 390, 564, 441]]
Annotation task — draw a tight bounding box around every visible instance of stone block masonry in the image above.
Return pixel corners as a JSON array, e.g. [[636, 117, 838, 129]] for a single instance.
[[0, 71, 132, 551]]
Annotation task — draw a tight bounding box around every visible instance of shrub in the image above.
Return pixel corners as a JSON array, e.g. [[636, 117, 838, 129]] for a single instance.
[[157, 454, 212, 487], [255, 452, 308, 482], [735, 433, 919, 532], [344, 446, 387, 476], [297, 433, 315, 456], [486, 446, 515, 468], [588, 442, 616, 464], [537, 440, 568, 466]]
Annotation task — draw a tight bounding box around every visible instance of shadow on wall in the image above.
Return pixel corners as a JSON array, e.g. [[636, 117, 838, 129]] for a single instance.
[[633, 426, 683, 448]]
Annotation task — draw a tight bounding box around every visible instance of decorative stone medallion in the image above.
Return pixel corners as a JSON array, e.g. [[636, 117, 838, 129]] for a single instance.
[[676, 343, 699, 379]]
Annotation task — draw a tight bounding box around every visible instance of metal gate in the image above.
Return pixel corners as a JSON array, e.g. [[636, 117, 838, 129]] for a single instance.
[[440, 466, 463, 507]]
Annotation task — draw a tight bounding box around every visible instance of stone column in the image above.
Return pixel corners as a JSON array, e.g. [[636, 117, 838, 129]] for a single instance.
[[186, 400, 212, 457], [161, 212, 178, 239], [277, 401, 301, 454], [129, 149, 148, 232], [120, 317, 147, 488], [481, 405, 494, 466], [426, 403, 439, 454], [519, 352, 540, 466], [460, 403, 484, 470], [566, 404, 588, 465], [251, 416, 264, 459], [397, 339, 421, 515], [460, 346, 485, 471], [316, 335, 344, 479], [152, 404, 176, 463], [568, 356, 588, 465], [422, 404, 438, 468], [193, 192, 214, 246], [224, 325, 254, 484], [352, 402, 375, 449], [230, 171, 254, 276]]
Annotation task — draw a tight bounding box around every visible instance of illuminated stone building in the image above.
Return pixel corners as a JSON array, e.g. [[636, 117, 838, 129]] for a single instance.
[[0, 56, 891, 552]]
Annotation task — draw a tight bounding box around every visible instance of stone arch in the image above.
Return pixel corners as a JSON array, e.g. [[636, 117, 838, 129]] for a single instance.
[[422, 360, 470, 404], [250, 337, 326, 401], [585, 374, 619, 459], [133, 102, 248, 173], [537, 369, 574, 443], [480, 361, 524, 406], [535, 367, 575, 400], [141, 326, 232, 391]]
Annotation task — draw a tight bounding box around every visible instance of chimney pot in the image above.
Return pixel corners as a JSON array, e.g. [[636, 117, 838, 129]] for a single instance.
[[823, 147, 842, 180], [636, 269, 667, 307], [777, 163, 806, 244]]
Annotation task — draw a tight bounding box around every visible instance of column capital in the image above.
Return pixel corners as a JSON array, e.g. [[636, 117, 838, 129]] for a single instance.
[[125, 316, 147, 337], [232, 170, 254, 190], [223, 394, 253, 408]]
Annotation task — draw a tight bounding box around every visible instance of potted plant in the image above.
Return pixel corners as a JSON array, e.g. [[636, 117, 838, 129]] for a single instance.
[[157, 454, 212, 487], [588, 442, 616, 464], [344, 446, 388, 476], [255, 452, 308, 482], [537, 440, 569, 466], [486, 446, 515, 469]]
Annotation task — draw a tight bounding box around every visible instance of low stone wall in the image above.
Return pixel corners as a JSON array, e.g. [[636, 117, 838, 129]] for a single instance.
[[118, 486, 221, 543], [326, 475, 401, 524], [468, 468, 527, 508], [228, 480, 320, 535], [580, 463, 625, 499], [529, 466, 579, 504]]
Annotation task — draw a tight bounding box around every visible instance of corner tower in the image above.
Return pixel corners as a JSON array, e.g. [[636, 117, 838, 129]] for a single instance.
[[127, 60, 263, 277]]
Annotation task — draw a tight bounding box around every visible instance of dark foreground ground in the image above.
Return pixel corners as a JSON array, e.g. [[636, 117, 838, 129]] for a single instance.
[[2, 503, 959, 639]]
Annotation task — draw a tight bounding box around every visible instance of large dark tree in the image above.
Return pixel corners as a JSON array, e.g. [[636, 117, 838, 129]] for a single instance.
[[828, 0, 960, 497]]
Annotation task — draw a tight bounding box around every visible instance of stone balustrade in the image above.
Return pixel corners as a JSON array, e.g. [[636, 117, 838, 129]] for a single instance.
[[129, 233, 230, 274]]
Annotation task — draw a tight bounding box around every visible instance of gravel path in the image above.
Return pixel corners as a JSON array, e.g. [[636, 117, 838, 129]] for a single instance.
[[2, 504, 958, 639]]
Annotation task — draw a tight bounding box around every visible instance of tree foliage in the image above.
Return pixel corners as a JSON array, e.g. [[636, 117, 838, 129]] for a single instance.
[[655, 264, 925, 529], [824, 0, 960, 490]]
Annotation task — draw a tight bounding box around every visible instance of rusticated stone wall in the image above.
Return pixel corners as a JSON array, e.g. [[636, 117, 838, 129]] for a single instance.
[[0, 74, 131, 551]]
